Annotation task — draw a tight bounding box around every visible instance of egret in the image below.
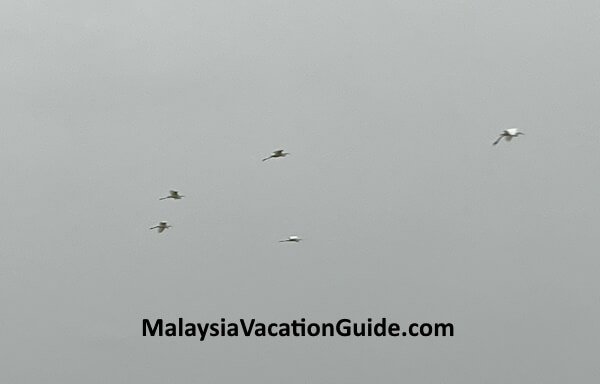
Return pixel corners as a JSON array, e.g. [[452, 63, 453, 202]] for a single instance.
[[262, 149, 289, 161], [159, 190, 184, 200], [279, 235, 302, 243], [493, 128, 525, 146], [150, 221, 172, 233]]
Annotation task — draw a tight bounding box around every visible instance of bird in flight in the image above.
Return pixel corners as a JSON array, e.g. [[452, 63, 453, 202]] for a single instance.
[[493, 128, 525, 146], [150, 221, 172, 233], [279, 235, 302, 243], [159, 190, 184, 200], [262, 149, 289, 161]]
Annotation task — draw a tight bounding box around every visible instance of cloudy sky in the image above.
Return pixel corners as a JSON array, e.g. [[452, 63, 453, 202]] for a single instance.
[[1, 1, 599, 382]]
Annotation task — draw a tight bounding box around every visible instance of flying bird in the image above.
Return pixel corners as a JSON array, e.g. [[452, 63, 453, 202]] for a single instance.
[[150, 221, 172, 233], [262, 149, 289, 161], [493, 128, 525, 146], [159, 190, 184, 200], [279, 235, 302, 243]]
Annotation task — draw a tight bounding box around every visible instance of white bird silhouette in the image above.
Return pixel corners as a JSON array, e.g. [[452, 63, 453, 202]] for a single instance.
[[159, 190, 184, 200], [262, 149, 289, 162], [150, 221, 172, 233], [493, 128, 525, 146], [279, 235, 302, 243]]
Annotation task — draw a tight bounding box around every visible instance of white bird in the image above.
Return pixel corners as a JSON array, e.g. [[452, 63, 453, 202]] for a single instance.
[[493, 128, 525, 146], [159, 190, 184, 200], [279, 235, 302, 243], [150, 221, 172, 233], [262, 149, 289, 162]]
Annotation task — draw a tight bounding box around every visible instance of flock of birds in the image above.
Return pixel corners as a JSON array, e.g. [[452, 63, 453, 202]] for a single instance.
[[148, 149, 303, 243], [149, 129, 524, 241]]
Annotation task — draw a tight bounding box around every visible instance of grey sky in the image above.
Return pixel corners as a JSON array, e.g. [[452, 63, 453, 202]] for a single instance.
[[1, 0, 599, 382]]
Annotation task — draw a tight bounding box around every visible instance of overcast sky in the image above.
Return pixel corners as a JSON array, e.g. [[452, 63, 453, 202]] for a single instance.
[[1, 1, 599, 382]]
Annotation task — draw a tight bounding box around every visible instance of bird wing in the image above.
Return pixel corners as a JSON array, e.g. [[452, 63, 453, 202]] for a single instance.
[[149, 226, 158, 230], [158, 227, 165, 233], [492, 136, 503, 145]]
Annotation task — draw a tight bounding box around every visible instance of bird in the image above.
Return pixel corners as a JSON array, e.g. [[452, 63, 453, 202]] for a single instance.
[[150, 221, 172, 233], [159, 190, 184, 200], [493, 128, 525, 145], [279, 235, 302, 243], [262, 149, 289, 161]]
